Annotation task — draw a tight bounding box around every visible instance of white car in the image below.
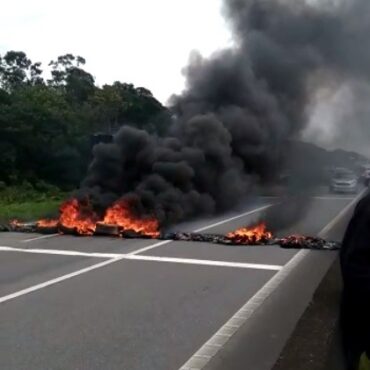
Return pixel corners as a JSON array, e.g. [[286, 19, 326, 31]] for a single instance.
[[330, 170, 359, 194], [362, 169, 370, 186]]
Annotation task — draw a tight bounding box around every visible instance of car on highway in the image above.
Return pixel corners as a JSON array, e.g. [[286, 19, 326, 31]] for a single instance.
[[330, 169, 359, 194], [361, 168, 370, 186]]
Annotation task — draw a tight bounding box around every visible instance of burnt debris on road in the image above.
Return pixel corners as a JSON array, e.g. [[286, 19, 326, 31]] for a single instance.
[[3, 220, 341, 251]]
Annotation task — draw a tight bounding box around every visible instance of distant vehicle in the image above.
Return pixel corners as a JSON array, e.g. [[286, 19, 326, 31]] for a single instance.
[[361, 168, 370, 186], [330, 169, 359, 194]]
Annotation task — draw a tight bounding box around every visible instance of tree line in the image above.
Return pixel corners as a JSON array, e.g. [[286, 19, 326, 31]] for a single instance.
[[0, 51, 170, 191]]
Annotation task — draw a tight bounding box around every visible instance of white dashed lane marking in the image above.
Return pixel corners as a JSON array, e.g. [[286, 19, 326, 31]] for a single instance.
[[21, 234, 60, 243], [0, 257, 124, 305]]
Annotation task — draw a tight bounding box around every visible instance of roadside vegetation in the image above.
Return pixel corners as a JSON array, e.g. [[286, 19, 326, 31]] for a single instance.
[[0, 51, 367, 224], [0, 50, 171, 222], [0, 182, 66, 222]]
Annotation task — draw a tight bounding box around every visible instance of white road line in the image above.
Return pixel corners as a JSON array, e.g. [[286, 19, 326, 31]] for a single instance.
[[0, 246, 121, 259], [0, 250, 282, 305], [129, 204, 274, 256], [178, 189, 365, 370], [0, 257, 124, 305], [313, 196, 355, 201], [127, 240, 173, 256], [318, 188, 366, 237], [260, 196, 355, 200], [125, 255, 282, 271], [178, 249, 309, 370], [21, 234, 59, 243], [0, 246, 282, 271], [193, 204, 273, 233]]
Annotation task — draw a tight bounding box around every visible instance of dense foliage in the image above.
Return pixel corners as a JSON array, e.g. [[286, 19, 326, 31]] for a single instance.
[[0, 51, 170, 190]]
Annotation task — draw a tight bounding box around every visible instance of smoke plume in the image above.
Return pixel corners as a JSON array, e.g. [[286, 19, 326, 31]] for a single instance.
[[81, 0, 370, 227]]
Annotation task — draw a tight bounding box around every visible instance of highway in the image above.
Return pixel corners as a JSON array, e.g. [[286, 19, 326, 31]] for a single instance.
[[0, 190, 363, 370]]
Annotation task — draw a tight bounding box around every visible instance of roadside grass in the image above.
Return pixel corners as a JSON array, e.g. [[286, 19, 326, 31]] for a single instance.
[[0, 185, 67, 223], [0, 199, 61, 223]]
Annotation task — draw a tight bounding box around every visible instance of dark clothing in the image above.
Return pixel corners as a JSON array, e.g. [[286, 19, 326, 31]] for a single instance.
[[340, 193, 370, 369]]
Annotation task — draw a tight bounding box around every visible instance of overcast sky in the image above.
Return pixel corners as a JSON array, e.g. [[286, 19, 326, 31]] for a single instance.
[[0, 0, 232, 104]]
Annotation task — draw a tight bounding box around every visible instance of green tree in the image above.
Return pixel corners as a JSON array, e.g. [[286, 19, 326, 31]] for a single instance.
[[89, 84, 123, 133], [0, 51, 43, 91], [48, 54, 95, 103], [0, 50, 171, 190]]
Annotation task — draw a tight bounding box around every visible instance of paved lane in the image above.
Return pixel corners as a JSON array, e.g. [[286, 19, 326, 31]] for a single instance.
[[0, 192, 361, 370], [0, 261, 275, 370], [0, 252, 97, 297]]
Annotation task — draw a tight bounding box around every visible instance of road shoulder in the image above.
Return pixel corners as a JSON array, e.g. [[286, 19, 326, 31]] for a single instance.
[[273, 258, 343, 370]]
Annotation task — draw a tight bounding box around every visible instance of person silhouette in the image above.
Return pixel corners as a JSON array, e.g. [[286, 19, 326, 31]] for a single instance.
[[341, 193, 370, 370]]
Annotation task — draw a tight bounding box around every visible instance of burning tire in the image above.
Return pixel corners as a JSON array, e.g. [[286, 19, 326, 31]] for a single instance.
[[36, 225, 59, 234], [95, 223, 122, 237]]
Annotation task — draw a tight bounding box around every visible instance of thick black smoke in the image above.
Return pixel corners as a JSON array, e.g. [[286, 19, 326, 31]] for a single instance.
[[81, 0, 370, 227]]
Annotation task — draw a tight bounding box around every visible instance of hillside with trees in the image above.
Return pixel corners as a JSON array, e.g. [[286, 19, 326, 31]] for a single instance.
[[0, 51, 170, 191], [0, 51, 367, 222]]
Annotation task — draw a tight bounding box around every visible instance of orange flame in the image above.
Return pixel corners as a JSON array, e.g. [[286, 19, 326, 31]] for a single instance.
[[103, 200, 160, 238], [37, 219, 59, 228], [59, 199, 98, 235], [32, 198, 160, 238], [227, 223, 273, 244]]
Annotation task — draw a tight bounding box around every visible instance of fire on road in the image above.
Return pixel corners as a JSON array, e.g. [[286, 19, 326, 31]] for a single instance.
[[0, 192, 362, 370]]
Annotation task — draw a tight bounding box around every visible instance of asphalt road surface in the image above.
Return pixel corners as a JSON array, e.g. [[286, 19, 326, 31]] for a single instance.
[[0, 189, 365, 370]]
